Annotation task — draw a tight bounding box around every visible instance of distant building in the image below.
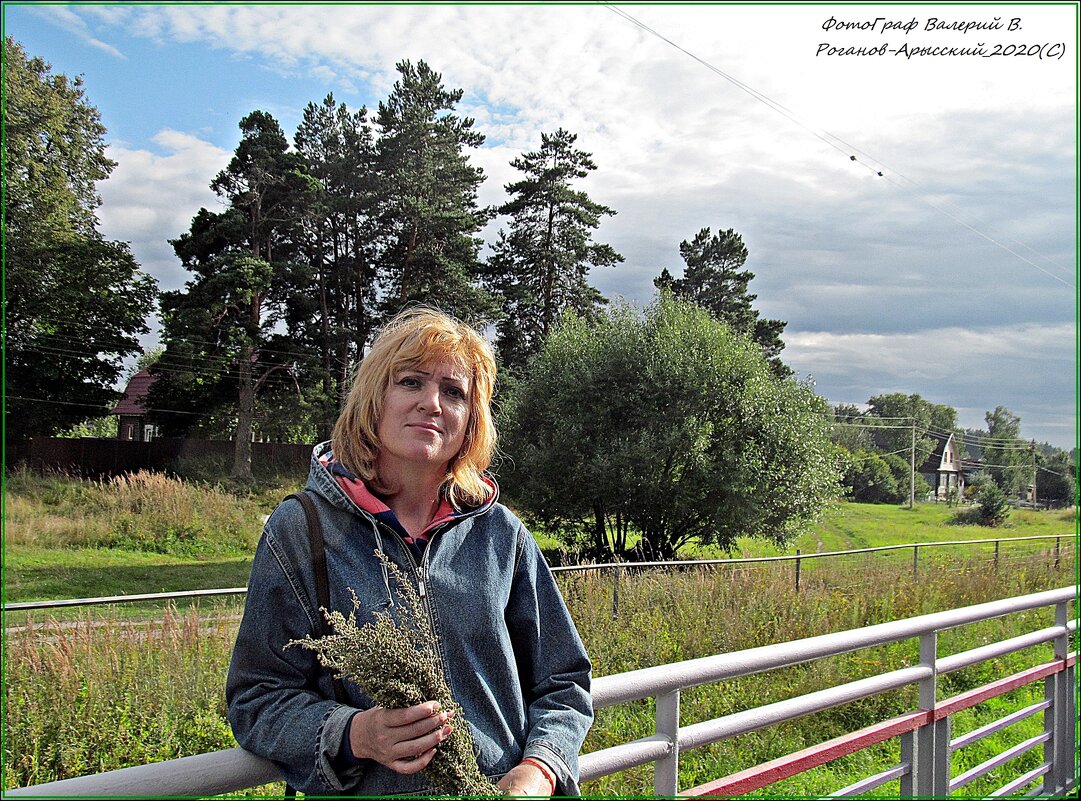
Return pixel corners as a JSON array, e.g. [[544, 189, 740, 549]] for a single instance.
[[112, 369, 159, 441], [919, 432, 965, 500]]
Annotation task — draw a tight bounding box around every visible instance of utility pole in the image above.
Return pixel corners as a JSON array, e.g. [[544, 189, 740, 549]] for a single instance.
[[910, 419, 916, 509], [1031, 439, 1037, 508]]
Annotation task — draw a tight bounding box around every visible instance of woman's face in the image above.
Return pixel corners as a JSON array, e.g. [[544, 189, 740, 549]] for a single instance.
[[376, 357, 472, 476]]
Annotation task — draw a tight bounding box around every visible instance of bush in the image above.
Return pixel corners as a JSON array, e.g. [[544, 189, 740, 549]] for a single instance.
[[841, 450, 901, 504], [975, 482, 1011, 527], [499, 293, 840, 558]]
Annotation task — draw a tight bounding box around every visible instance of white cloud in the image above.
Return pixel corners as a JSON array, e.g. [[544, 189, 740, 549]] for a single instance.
[[97, 130, 231, 293], [785, 324, 1066, 376], [31, 5, 126, 59]]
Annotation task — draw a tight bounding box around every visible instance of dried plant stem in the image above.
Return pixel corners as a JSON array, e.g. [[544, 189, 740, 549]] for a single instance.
[[288, 552, 501, 797]]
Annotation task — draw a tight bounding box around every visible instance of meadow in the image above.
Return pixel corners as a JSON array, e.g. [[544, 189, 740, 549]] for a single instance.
[[2, 469, 1077, 797]]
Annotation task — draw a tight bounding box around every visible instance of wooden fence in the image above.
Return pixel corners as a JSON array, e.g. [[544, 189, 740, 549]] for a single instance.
[[6, 437, 311, 478]]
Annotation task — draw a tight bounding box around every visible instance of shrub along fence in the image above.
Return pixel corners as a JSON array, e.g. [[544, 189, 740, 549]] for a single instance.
[[6, 437, 311, 478]]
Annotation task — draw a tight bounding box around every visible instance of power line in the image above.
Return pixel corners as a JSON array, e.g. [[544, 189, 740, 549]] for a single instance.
[[830, 421, 915, 431], [602, 3, 1074, 290], [4, 395, 271, 420], [847, 447, 913, 462]]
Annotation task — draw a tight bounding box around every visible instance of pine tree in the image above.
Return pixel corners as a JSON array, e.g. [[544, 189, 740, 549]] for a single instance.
[[373, 60, 495, 326], [655, 227, 789, 377], [153, 111, 318, 479], [484, 128, 622, 374], [293, 94, 380, 433]]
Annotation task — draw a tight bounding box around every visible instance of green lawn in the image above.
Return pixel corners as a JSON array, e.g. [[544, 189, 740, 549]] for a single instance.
[[4, 545, 253, 600], [3, 490, 1074, 604]]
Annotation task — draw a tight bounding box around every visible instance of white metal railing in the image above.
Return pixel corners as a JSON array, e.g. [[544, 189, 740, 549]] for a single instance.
[[5, 586, 1076, 798], [3, 533, 1072, 613]]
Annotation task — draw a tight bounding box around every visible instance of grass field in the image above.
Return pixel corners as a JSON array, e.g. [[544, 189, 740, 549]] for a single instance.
[[3, 468, 1073, 604], [2, 470, 1077, 796]]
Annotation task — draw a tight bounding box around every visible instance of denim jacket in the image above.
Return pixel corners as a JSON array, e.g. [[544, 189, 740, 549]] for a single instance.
[[226, 442, 593, 795]]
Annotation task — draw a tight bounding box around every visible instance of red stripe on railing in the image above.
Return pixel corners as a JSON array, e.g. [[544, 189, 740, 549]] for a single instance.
[[933, 658, 1069, 721], [683, 710, 929, 797], [684, 651, 1076, 798]]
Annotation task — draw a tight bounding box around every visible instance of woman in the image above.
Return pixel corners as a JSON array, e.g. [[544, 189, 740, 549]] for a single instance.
[[226, 308, 593, 797]]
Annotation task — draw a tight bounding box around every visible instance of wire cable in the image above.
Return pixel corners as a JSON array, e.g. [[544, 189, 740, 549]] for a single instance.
[[601, 2, 1074, 290]]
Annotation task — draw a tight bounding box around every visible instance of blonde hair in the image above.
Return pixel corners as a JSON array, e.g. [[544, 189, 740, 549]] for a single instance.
[[332, 307, 497, 508]]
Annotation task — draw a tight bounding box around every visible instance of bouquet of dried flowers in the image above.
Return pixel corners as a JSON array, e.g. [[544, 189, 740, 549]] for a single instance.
[[287, 552, 501, 797]]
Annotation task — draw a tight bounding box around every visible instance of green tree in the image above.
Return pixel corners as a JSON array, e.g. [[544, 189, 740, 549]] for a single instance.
[[865, 393, 957, 464], [975, 481, 1010, 526], [841, 450, 902, 504], [56, 414, 118, 439], [373, 60, 495, 325], [881, 451, 930, 503], [499, 293, 840, 559], [152, 111, 316, 479], [483, 128, 622, 374], [829, 404, 873, 452], [292, 93, 379, 434], [3, 38, 156, 439], [981, 406, 1028, 496], [654, 227, 789, 377], [1035, 449, 1076, 507]]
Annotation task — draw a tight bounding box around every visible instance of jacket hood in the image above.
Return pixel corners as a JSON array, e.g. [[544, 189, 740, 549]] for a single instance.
[[304, 440, 499, 523]]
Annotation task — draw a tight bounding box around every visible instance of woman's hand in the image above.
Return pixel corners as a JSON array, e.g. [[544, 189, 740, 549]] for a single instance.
[[497, 761, 554, 797], [348, 701, 454, 774]]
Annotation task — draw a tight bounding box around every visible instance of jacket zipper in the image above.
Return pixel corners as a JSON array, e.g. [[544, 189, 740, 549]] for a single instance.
[[376, 521, 447, 672]]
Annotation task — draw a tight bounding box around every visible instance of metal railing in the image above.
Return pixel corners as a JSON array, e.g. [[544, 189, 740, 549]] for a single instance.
[[4, 533, 1073, 613], [6, 586, 1076, 798]]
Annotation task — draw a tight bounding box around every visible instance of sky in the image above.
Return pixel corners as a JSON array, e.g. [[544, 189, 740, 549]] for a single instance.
[[2, 2, 1077, 450]]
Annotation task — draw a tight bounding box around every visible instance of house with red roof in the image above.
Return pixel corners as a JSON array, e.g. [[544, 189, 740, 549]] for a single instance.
[[111, 369, 159, 441]]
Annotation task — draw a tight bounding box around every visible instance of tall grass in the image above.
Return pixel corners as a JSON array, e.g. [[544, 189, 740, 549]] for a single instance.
[[4, 604, 240, 788], [3, 472, 1075, 795], [570, 555, 1074, 796], [3, 549, 1073, 796], [4, 468, 264, 558]]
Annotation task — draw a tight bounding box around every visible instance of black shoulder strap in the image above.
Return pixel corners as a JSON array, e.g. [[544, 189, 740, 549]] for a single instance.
[[285, 490, 347, 704]]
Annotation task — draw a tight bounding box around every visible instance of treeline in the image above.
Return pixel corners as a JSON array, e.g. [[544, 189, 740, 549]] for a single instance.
[[5, 38, 789, 480], [828, 393, 1076, 507], [147, 59, 792, 483], [148, 61, 629, 475]]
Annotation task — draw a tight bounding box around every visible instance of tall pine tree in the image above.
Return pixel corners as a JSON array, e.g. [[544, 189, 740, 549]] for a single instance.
[[484, 128, 622, 374], [373, 60, 495, 325], [153, 111, 317, 479], [293, 93, 379, 434], [655, 227, 790, 377]]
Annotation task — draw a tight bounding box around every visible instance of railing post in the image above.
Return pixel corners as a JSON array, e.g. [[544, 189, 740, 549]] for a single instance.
[[654, 690, 680, 797], [1043, 601, 1070, 795], [993, 539, 1000, 571], [1043, 661, 1059, 796], [611, 563, 621, 620], [795, 549, 801, 592], [1065, 656, 1077, 796], [933, 715, 951, 797], [912, 545, 919, 584], [913, 631, 941, 797], [1053, 536, 1060, 570], [899, 727, 917, 797]]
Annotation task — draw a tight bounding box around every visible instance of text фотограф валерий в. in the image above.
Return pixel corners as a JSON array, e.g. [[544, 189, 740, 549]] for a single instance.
[[815, 15, 1066, 60]]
